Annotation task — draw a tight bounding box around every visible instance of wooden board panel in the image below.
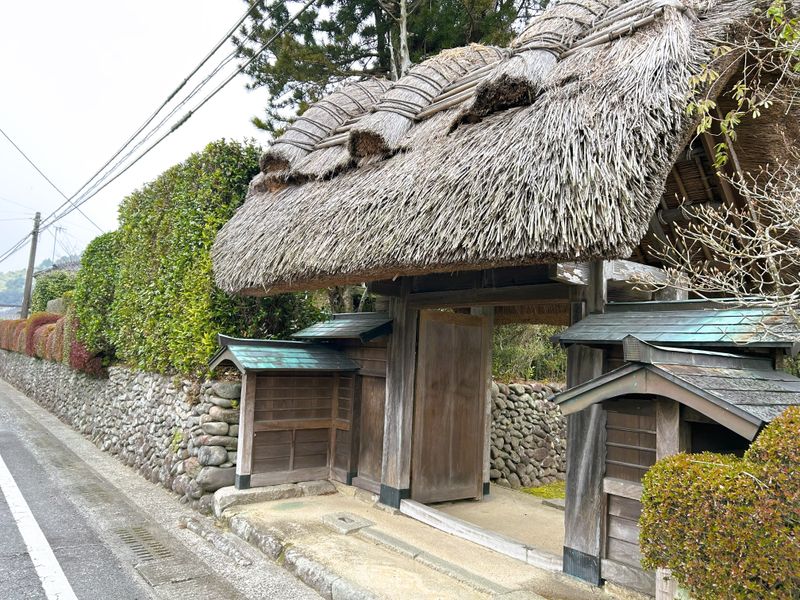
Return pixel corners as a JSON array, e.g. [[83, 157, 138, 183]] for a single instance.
[[608, 495, 642, 521], [357, 375, 386, 487], [605, 407, 656, 482], [342, 342, 388, 378], [601, 559, 655, 596], [252, 430, 291, 473], [607, 538, 643, 567], [411, 310, 488, 504], [607, 515, 640, 545]]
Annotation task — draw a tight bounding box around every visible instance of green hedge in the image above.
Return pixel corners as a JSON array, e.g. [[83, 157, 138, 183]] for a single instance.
[[73, 232, 119, 358], [30, 271, 76, 313], [640, 407, 800, 599], [74, 139, 322, 376], [493, 324, 566, 382]]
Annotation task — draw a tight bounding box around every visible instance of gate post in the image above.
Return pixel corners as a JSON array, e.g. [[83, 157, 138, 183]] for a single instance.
[[379, 280, 418, 508]]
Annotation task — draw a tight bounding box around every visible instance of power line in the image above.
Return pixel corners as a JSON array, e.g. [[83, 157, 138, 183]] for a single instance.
[[60, 1, 263, 213], [0, 0, 317, 265], [0, 126, 104, 233], [40, 0, 321, 230]]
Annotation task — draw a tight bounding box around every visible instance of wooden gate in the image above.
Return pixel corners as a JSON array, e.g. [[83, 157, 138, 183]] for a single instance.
[[411, 310, 490, 504]]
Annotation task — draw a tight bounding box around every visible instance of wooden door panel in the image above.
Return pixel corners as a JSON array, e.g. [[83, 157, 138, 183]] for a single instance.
[[412, 310, 489, 504], [356, 375, 386, 486]]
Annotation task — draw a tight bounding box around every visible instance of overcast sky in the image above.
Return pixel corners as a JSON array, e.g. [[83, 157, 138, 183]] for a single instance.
[[0, 0, 270, 271]]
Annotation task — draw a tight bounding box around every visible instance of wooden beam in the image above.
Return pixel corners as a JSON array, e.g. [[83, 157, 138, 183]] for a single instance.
[[670, 167, 689, 203], [235, 372, 257, 489], [407, 282, 569, 308], [379, 281, 418, 507], [549, 262, 590, 286], [588, 261, 606, 314], [471, 306, 494, 494]]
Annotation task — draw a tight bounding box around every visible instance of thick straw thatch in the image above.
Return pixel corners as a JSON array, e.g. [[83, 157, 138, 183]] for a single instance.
[[460, 0, 622, 122], [213, 0, 769, 295], [259, 78, 390, 178], [349, 45, 504, 157]]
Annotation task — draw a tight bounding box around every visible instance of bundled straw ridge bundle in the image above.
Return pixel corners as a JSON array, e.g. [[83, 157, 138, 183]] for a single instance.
[[349, 45, 504, 157], [460, 0, 623, 123], [212, 0, 776, 295], [259, 78, 390, 178]]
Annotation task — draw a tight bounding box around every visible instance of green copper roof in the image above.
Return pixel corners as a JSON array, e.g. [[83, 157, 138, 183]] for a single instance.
[[209, 335, 359, 372], [292, 312, 392, 342], [559, 304, 799, 348]]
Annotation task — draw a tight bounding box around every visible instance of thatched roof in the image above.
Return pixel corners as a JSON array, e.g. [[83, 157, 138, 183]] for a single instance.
[[213, 0, 785, 295]]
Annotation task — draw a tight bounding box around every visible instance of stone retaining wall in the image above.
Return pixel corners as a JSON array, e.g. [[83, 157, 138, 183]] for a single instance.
[[490, 381, 567, 489], [0, 350, 567, 506], [0, 350, 241, 513]]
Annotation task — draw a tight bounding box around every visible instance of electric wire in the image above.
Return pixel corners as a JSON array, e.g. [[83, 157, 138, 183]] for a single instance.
[[59, 1, 263, 210], [0, 126, 103, 232], [40, 0, 321, 230], [1, 0, 317, 265]]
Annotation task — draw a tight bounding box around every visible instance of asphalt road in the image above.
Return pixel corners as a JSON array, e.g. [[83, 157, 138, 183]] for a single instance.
[[0, 378, 320, 600]]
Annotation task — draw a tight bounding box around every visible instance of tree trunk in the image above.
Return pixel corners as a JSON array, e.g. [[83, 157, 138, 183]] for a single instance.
[[398, 0, 412, 77]]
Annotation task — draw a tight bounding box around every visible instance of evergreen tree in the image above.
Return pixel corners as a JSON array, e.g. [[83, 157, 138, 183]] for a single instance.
[[233, 0, 545, 133]]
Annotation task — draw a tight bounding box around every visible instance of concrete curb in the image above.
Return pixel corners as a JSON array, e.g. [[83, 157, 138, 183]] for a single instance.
[[226, 513, 378, 600], [179, 516, 252, 566], [213, 480, 337, 518]]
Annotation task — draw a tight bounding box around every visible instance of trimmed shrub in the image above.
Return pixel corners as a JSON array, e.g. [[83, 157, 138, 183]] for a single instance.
[[30, 271, 76, 313], [73, 232, 118, 357], [23, 312, 60, 357], [108, 139, 323, 375], [46, 317, 65, 362], [33, 323, 55, 358], [640, 407, 800, 599], [0, 319, 24, 350]]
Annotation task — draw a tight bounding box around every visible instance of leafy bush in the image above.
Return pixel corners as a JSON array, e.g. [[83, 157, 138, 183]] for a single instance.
[[73, 232, 119, 357], [23, 313, 60, 357], [0, 319, 24, 350], [493, 324, 566, 382], [107, 139, 323, 375], [640, 407, 800, 599], [30, 271, 76, 313]]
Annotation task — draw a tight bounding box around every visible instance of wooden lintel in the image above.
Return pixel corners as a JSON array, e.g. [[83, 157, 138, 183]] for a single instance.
[[549, 262, 590, 286], [367, 279, 403, 297], [407, 282, 569, 308], [658, 201, 723, 226]]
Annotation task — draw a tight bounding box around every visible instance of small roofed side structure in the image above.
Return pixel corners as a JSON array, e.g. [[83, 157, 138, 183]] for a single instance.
[[556, 337, 800, 439], [292, 312, 392, 343], [210, 335, 359, 489], [552, 336, 800, 595], [557, 301, 800, 350]]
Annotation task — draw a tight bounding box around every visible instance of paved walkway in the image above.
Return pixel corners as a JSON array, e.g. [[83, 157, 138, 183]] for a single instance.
[[0, 378, 319, 600], [434, 484, 565, 556], [220, 485, 620, 600]]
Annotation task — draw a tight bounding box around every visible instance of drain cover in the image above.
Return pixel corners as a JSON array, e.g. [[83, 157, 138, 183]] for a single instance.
[[321, 512, 375, 535], [115, 526, 174, 562]]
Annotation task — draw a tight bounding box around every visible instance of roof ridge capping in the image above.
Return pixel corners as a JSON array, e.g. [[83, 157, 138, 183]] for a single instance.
[[455, 0, 691, 125], [259, 77, 391, 178], [622, 335, 773, 369], [348, 44, 505, 158]]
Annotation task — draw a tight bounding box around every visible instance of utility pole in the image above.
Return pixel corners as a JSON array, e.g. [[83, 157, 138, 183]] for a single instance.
[[20, 212, 41, 319]]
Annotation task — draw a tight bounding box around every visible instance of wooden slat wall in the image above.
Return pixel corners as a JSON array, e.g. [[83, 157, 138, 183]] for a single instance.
[[251, 372, 355, 480], [355, 375, 386, 488], [605, 401, 656, 482], [601, 399, 657, 596], [341, 339, 387, 378]]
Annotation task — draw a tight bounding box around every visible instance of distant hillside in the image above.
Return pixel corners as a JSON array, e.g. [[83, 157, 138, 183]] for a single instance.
[[0, 255, 82, 310], [0, 269, 24, 306]]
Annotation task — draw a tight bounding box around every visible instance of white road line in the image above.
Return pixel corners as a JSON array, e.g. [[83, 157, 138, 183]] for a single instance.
[[0, 450, 78, 600]]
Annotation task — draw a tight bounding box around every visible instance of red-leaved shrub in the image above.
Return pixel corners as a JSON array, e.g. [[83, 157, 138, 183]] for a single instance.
[[24, 313, 60, 357]]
